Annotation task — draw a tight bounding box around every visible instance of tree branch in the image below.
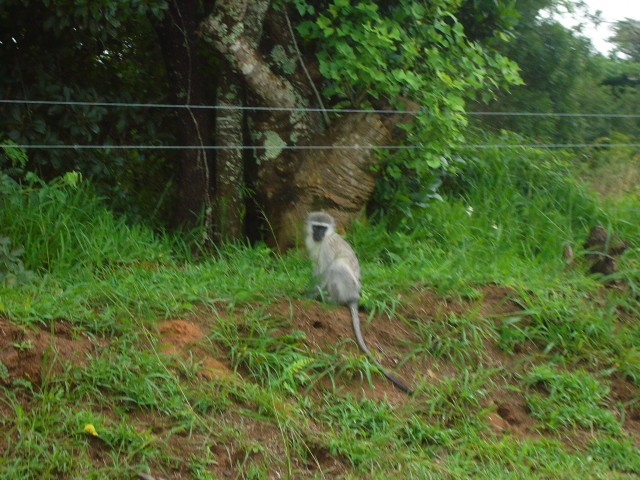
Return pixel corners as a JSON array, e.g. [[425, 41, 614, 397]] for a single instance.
[[282, 8, 330, 127], [200, 4, 298, 109]]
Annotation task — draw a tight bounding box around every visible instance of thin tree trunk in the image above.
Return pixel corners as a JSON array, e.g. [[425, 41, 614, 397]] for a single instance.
[[153, 0, 213, 234], [214, 68, 245, 241], [209, 0, 272, 242]]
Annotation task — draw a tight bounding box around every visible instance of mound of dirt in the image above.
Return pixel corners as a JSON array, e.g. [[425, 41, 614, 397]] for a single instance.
[[0, 318, 101, 385], [261, 298, 418, 400], [157, 318, 234, 380]]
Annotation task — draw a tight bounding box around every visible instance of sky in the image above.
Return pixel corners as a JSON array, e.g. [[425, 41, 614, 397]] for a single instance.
[[552, 0, 638, 54]]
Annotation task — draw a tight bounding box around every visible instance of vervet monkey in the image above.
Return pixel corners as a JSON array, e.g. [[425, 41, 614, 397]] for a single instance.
[[305, 212, 411, 394]]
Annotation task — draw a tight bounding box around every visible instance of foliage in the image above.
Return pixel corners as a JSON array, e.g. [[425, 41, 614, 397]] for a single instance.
[[0, 235, 32, 287], [0, 0, 175, 221], [471, 2, 640, 147], [0, 139, 28, 173], [455, 0, 522, 42], [1, 0, 638, 234], [296, 0, 521, 108], [610, 19, 640, 62], [0, 0, 522, 228], [377, 130, 603, 251], [294, 0, 522, 215], [477, 19, 599, 141]]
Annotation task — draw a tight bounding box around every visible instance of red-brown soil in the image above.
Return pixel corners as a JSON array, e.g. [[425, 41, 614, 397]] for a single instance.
[[157, 318, 234, 380], [0, 317, 103, 385]]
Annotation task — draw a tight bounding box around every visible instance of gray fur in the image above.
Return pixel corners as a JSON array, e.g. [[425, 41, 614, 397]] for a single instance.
[[305, 212, 411, 394]]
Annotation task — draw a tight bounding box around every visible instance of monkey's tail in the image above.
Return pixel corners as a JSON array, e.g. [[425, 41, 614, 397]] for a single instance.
[[349, 304, 412, 395]]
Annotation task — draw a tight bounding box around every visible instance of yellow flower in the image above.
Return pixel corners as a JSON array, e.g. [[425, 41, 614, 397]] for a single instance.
[[83, 423, 99, 437]]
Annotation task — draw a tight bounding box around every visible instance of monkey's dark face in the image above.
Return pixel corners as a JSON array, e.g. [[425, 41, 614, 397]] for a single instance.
[[312, 224, 328, 242]]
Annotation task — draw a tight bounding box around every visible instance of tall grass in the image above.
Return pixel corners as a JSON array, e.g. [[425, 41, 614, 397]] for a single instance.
[[1, 173, 173, 274], [0, 172, 306, 330], [356, 137, 637, 296]]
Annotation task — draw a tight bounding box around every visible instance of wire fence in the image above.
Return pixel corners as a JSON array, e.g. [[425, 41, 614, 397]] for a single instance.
[[5, 143, 640, 150], [1, 99, 639, 151], [2, 98, 640, 118]]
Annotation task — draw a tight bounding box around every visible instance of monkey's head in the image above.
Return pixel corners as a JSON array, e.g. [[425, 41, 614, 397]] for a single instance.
[[306, 211, 336, 243]]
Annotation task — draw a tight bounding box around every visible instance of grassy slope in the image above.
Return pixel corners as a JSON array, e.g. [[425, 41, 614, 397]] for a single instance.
[[0, 147, 639, 479]]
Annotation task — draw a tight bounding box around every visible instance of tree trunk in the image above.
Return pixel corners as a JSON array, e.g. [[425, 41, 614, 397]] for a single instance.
[[211, 0, 273, 242], [153, 0, 213, 234], [201, 2, 416, 247], [200, 9, 298, 110], [261, 113, 393, 249], [214, 68, 245, 241]]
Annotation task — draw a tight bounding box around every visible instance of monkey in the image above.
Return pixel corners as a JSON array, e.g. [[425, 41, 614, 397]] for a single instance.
[[305, 211, 412, 394]]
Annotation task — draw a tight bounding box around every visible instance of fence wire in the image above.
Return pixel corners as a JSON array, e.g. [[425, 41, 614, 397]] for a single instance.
[[5, 143, 640, 151], [1, 99, 639, 118], [1, 98, 638, 151]]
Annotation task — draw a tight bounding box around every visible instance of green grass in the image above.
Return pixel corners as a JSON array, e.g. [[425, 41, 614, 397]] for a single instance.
[[1, 144, 639, 478], [408, 310, 495, 366], [522, 365, 622, 433]]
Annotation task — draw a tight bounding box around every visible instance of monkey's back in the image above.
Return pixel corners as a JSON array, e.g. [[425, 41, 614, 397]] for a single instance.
[[319, 233, 361, 305]]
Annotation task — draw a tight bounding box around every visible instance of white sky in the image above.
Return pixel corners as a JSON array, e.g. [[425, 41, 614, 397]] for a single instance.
[[551, 0, 638, 54]]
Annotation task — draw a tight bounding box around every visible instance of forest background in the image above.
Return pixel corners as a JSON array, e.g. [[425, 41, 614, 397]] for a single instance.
[[1, 0, 638, 242]]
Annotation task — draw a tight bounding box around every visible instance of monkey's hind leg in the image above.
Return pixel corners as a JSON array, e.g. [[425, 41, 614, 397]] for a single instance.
[[305, 284, 328, 302]]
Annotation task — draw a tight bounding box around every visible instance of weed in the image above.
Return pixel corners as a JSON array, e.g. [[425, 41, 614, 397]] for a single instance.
[[522, 365, 622, 433], [414, 368, 495, 430], [208, 309, 320, 393], [588, 436, 640, 474], [409, 310, 495, 366]]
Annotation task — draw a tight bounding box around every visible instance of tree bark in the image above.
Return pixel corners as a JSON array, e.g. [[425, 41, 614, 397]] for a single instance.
[[214, 68, 245, 241], [200, 6, 298, 110], [153, 0, 213, 233], [263, 113, 394, 249], [210, 0, 274, 242]]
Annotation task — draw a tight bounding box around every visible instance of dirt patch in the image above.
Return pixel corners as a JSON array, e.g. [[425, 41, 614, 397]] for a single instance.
[[156, 318, 234, 381], [259, 285, 527, 400], [487, 387, 538, 438], [399, 285, 522, 320], [0, 318, 102, 385], [151, 286, 527, 401], [157, 319, 206, 351], [476, 285, 524, 317], [610, 377, 640, 442]]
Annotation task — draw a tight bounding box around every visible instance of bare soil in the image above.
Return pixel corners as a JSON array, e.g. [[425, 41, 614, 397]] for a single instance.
[[0, 318, 104, 385], [157, 318, 234, 380]]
